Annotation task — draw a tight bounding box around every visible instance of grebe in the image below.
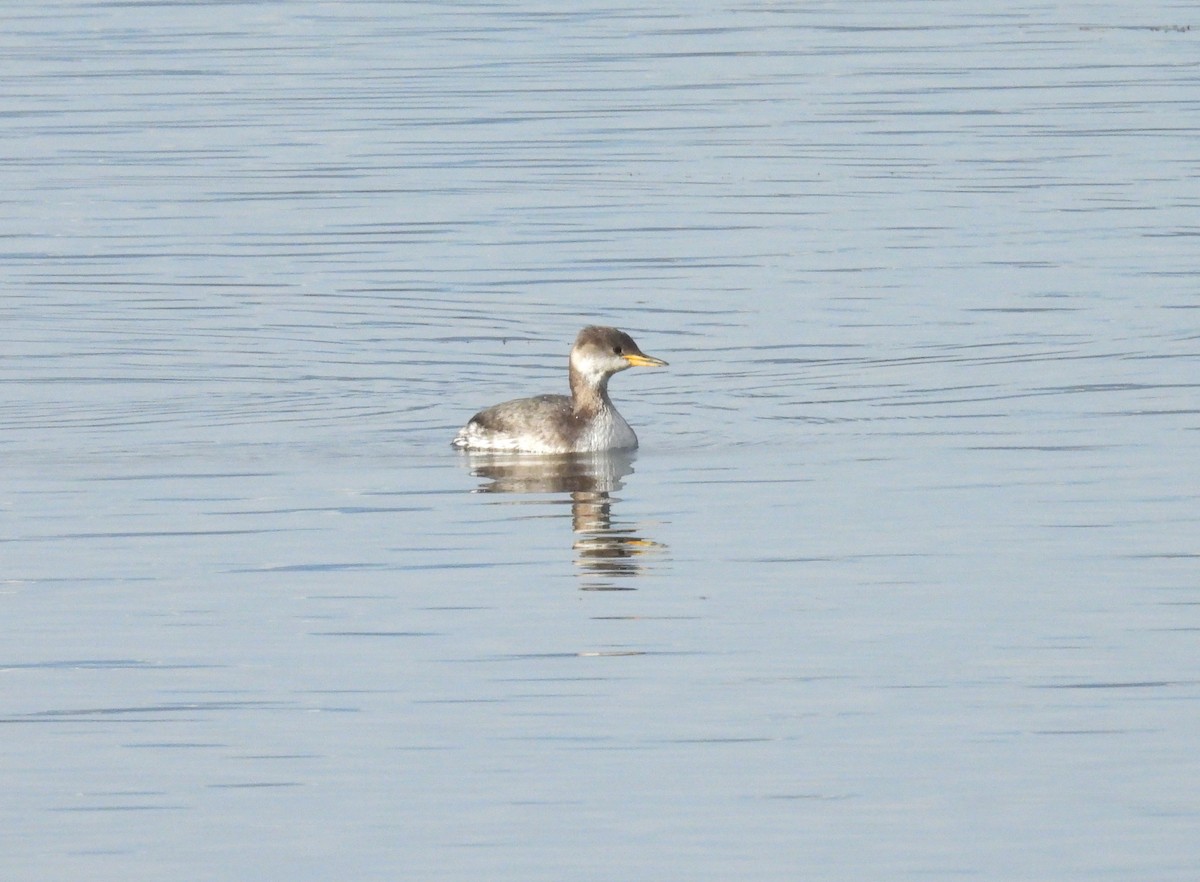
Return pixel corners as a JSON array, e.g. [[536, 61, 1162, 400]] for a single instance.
[[452, 326, 667, 454]]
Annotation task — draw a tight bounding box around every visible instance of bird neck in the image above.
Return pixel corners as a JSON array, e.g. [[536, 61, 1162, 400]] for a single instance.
[[569, 363, 611, 417]]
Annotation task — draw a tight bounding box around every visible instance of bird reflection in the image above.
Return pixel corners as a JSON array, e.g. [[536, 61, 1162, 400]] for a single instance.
[[461, 450, 666, 590]]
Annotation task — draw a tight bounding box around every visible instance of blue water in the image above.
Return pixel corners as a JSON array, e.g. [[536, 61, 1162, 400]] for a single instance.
[[3, 2, 1199, 879]]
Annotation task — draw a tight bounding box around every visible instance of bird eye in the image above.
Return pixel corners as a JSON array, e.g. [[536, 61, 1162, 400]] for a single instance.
[[613, 345, 623, 355]]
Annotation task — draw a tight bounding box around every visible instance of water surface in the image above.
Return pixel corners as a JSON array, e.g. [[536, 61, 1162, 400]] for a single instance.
[[3, 2, 1199, 880]]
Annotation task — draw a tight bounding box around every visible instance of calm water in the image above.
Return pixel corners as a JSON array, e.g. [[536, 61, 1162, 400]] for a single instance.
[[3, 2, 1199, 879]]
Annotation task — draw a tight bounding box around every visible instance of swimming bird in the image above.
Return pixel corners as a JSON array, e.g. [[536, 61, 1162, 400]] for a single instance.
[[452, 326, 667, 454]]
